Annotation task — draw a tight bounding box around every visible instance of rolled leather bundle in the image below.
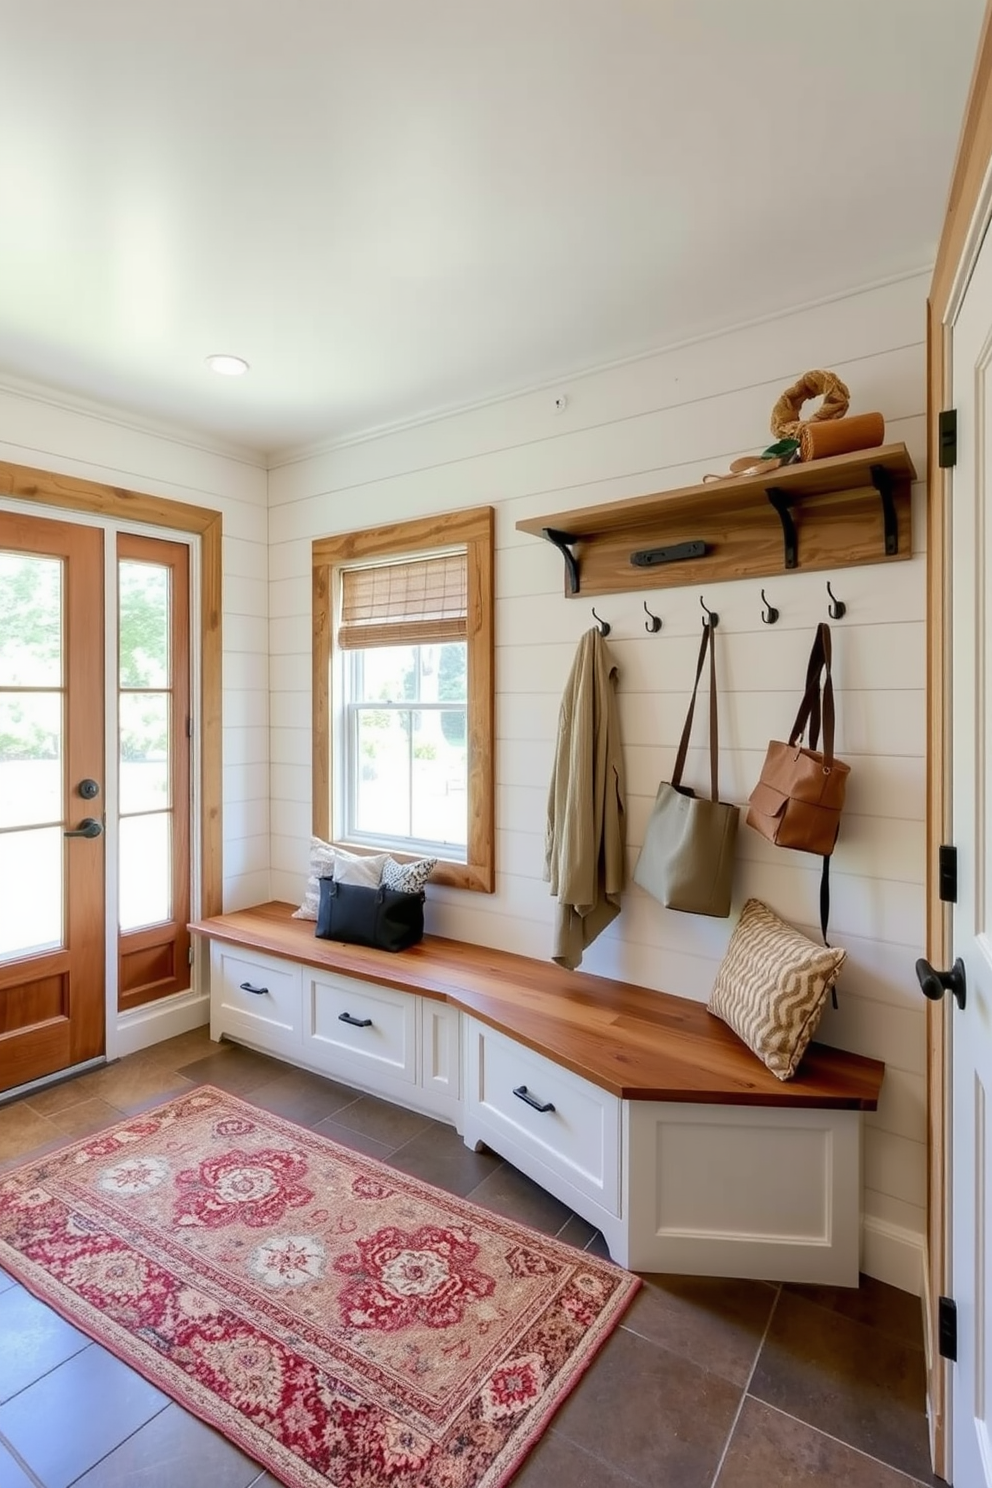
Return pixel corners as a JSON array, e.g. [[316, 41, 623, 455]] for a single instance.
[[799, 411, 885, 462]]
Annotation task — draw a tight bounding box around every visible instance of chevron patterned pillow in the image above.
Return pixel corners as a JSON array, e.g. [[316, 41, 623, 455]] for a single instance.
[[707, 898, 846, 1080]]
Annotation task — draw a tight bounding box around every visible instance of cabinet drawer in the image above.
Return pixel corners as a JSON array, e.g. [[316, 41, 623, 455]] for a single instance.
[[465, 1021, 620, 1213], [305, 970, 416, 1084], [212, 947, 302, 1048]]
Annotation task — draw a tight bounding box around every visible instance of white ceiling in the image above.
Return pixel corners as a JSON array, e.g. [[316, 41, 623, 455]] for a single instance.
[[0, 1, 984, 458]]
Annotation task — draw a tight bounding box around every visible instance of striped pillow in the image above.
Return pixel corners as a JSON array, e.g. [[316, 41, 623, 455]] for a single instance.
[[707, 899, 846, 1081]]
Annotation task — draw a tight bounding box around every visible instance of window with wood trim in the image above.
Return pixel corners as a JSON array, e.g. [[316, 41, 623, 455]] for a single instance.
[[313, 507, 494, 893]]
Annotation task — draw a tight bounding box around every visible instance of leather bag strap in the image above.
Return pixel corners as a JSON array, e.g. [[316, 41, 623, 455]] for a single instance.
[[789, 622, 835, 767], [671, 622, 720, 800]]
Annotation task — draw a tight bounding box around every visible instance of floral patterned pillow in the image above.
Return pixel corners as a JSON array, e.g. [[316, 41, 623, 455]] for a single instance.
[[381, 856, 437, 894]]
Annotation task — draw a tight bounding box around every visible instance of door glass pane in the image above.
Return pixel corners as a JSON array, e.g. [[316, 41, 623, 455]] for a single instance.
[[120, 814, 171, 930], [119, 561, 169, 688], [0, 553, 61, 686], [119, 694, 170, 813], [0, 693, 62, 828], [0, 826, 62, 960]]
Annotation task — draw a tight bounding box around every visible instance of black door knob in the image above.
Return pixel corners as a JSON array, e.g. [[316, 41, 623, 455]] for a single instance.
[[63, 817, 103, 840], [915, 957, 966, 1011], [78, 778, 100, 799]]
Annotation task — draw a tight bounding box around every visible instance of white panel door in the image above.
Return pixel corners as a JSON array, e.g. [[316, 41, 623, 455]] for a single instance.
[[948, 221, 992, 1488]]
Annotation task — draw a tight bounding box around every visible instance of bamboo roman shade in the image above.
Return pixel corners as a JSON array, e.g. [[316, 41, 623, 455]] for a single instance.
[[338, 553, 468, 650]]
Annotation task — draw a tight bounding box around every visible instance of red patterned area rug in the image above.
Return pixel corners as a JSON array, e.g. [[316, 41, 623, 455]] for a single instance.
[[0, 1086, 639, 1488]]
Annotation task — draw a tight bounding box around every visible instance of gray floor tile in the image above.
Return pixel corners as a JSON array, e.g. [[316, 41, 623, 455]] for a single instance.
[[71, 1403, 262, 1488], [465, 1161, 573, 1236], [551, 1324, 741, 1488], [387, 1119, 503, 1195], [243, 1067, 360, 1127], [326, 1091, 435, 1149], [621, 1273, 778, 1387], [0, 1346, 168, 1488], [310, 1114, 395, 1161], [0, 1437, 42, 1488], [750, 1290, 938, 1484], [174, 1048, 285, 1095], [0, 1286, 90, 1404], [716, 1396, 933, 1487], [510, 1427, 642, 1486]]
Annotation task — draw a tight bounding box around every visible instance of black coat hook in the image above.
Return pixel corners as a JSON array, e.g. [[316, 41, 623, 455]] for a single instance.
[[591, 606, 611, 637], [699, 595, 719, 628], [643, 601, 662, 634], [760, 588, 779, 625], [826, 581, 846, 620]]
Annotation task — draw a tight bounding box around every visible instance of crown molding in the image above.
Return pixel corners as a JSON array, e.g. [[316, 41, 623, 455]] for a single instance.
[[0, 370, 267, 469]]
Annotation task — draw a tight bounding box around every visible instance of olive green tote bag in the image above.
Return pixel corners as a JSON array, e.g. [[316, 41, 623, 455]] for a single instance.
[[633, 621, 739, 918]]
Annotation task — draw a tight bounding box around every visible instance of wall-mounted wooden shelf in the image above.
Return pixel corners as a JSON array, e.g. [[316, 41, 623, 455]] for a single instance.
[[516, 443, 917, 597]]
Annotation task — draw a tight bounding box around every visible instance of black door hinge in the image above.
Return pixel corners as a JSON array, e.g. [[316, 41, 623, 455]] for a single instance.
[[939, 1296, 957, 1361], [939, 845, 958, 904], [938, 409, 957, 468]]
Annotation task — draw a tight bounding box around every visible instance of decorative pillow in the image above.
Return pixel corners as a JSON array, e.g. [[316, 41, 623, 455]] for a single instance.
[[292, 835, 337, 921], [381, 855, 438, 894], [332, 849, 391, 887], [707, 898, 846, 1081]]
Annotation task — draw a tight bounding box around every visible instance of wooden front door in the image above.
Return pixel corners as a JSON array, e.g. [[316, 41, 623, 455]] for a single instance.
[[0, 512, 105, 1090]]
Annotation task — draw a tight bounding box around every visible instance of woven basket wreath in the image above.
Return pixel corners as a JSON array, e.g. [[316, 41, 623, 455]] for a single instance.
[[770, 370, 850, 439]]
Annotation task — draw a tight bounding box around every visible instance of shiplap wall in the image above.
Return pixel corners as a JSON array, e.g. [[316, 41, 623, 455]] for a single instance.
[[268, 272, 930, 1292], [0, 387, 272, 919]]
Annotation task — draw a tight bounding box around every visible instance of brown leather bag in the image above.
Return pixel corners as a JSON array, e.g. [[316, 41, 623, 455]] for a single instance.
[[746, 623, 849, 946]]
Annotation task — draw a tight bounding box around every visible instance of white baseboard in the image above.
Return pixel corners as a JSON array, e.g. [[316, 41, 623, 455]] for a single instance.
[[861, 1214, 926, 1296], [114, 991, 210, 1059]]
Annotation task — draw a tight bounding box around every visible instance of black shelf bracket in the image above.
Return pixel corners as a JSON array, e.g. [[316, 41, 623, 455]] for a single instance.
[[766, 489, 798, 569], [542, 527, 581, 594], [871, 464, 899, 556]]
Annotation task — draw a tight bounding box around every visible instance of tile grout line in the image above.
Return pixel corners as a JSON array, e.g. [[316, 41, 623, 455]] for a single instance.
[[0, 1426, 46, 1488], [62, 1402, 173, 1488], [707, 1283, 783, 1488], [536, 1428, 648, 1487], [739, 1396, 934, 1486]]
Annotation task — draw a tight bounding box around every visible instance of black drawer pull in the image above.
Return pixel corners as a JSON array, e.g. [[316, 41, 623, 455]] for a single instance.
[[339, 1011, 373, 1028], [239, 981, 268, 996], [513, 1084, 555, 1114]]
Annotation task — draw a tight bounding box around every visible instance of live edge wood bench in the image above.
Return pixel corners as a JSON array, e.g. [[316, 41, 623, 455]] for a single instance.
[[191, 901, 884, 1286]]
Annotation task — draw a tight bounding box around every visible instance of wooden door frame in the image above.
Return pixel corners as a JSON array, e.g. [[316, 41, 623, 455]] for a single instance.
[[0, 460, 223, 926], [927, 4, 992, 1476]]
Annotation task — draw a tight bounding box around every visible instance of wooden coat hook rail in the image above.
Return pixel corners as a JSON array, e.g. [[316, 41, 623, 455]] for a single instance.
[[521, 444, 916, 600]]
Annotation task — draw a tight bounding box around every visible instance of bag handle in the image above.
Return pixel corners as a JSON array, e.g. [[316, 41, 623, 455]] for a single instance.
[[671, 622, 720, 801], [788, 622, 835, 767]]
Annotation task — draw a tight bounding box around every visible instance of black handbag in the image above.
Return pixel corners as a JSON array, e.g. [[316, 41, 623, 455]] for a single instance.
[[315, 878, 424, 952]]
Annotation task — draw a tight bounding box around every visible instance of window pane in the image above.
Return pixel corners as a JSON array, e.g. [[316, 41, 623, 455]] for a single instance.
[[356, 645, 418, 703], [120, 813, 171, 930], [119, 561, 169, 688], [0, 553, 61, 687], [0, 826, 62, 960], [354, 707, 411, 836], [120, 693, 170, 813], [411, 709, 467, 847], [436, 642, 467, 704], [0, 693, 62, 828]]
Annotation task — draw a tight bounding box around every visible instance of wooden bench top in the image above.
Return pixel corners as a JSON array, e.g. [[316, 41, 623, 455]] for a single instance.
[[190, 902, 885, 1111]]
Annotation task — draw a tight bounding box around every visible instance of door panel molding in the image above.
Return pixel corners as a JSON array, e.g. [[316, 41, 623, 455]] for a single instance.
[[0, 458, 223, 919]]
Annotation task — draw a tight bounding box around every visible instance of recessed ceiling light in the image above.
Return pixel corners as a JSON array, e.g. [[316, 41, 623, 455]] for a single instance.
[[206, 354, 250, 376]]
